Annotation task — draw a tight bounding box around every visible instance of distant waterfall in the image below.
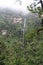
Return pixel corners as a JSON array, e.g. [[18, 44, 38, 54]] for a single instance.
[[24, 18, 26, 28], [23, 17, 26, 44]]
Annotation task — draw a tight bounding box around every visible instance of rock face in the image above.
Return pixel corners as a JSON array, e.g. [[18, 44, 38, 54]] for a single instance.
[[13, 17, 23, 23], [1, 30, 7, 35]]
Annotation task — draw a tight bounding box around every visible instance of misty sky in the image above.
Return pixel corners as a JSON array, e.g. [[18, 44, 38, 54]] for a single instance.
[[0, 0, 34, 7], [0, 0, 42, 14]]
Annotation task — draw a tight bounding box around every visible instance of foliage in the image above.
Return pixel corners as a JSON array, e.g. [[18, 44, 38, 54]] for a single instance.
[[0, 8, 43, 65], [27, 2, 42, 17]]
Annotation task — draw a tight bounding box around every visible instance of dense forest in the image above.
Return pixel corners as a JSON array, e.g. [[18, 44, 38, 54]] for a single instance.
[[0, 8, 43, 65]]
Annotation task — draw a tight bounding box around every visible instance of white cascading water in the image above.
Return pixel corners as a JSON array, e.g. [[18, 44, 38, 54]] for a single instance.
[[23, 17, 26, 44]]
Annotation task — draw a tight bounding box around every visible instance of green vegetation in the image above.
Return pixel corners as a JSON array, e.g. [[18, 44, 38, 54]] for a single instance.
[[0, 8, 43, 65]]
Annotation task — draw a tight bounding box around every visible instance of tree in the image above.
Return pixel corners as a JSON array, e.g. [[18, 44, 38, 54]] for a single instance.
[[27, 0, 43, 26], [0, 41, 6, 65]]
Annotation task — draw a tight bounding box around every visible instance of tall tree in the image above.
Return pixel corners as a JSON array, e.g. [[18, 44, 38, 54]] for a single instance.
[[0, 41, 6, 65], [27, 0, 43, 32]]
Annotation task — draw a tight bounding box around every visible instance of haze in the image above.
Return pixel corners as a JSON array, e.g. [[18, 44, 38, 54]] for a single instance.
[[0, 0, 34, 14]]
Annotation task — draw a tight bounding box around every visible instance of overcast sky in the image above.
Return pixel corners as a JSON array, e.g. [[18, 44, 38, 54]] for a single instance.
[[0, 0, 41, 14]]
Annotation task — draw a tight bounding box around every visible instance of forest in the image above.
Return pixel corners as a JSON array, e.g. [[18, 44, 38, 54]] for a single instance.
[[0, 0, 43, 65], [0, 8, 43, 65]]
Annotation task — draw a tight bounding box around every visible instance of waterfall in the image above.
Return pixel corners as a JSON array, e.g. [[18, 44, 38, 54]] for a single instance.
[[24, 18, 26, 28], [23, 17, 26, 44]]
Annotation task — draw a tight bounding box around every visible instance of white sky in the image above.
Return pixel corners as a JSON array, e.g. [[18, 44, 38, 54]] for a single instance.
[[0, 0, 34, 7], [0, 0, 41, 14]]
